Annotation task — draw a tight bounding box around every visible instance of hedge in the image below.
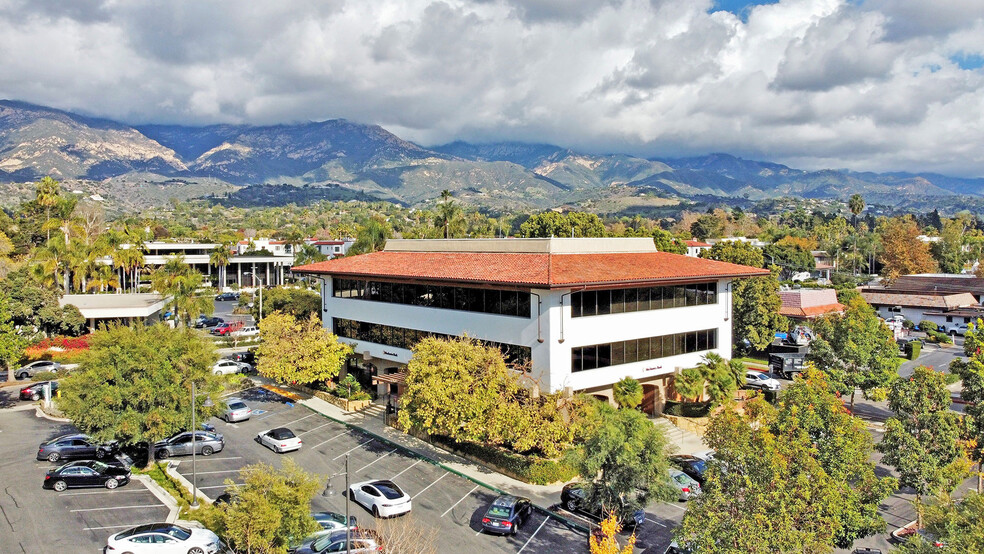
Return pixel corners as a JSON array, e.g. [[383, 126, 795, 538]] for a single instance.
[[919, 320, 939, 332], [663, 400, 713, 418], [428, 435, 577, 485], [909, 341, 921, 360]]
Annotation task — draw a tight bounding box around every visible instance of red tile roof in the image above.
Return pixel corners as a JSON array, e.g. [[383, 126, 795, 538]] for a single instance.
[[685, 240, 711, 247], [292, 251, 768, 288]]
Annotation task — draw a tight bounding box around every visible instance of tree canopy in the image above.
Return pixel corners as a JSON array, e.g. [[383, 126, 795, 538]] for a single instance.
[[58, 324, 221, 466], [256, 312, 352, 386], [150, 255, 213, 326], [251, 287, 321, 321], [877, 216, 938, 282], [520, 211, 606, 238]]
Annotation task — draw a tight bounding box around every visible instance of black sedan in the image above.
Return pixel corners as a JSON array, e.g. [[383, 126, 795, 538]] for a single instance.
[[20, 380, 58, 401], [669, 454, 708, 486], [194, 316, 224, 329], [560, 484, 645, 529], [43, 460, 130, 491], [481, 494, 532, 535]]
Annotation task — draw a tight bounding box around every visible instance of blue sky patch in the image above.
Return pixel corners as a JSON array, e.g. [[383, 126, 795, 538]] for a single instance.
[[952, 52, 984, 71], [713, 1, 778, 21]]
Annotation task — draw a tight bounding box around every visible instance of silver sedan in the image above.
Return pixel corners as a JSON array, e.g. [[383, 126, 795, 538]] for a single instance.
[[153, 431, 225, 460], [221, 398, 252, 423]]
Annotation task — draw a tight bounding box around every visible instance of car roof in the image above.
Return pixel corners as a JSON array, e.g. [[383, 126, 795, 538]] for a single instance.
[[491, 494, 527, 507]]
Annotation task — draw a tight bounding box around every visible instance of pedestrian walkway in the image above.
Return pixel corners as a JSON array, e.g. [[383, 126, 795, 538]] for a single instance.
[[652, 418, 708, 456]]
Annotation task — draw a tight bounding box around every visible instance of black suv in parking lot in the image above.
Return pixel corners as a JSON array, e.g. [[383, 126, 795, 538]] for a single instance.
[[560, 484, 645, 529], [37, 433, 118, 463]]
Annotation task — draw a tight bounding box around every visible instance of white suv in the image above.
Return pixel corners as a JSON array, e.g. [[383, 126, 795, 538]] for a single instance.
[[233, 326, 259, 338]]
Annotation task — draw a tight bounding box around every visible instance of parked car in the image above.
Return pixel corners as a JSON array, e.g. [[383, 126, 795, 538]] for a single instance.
[[216, 292, 240, 301], [312, 511, 358, 533], [480, 494, 533, 535], [221, 398, 253, 423], [212, 359, 248, 375], [946, 323, 969, 336], [20, 380, 59, 401], [288, 529, 381, 554], [560, 484, 645, 528], [669, 455, 708, 486], [194, 316, 224, 329], [745, 370, 782, 391], [257, 427, 302, 453], [105, 522, 222, 554], [37, 433, 118, 463], [230, 351, 256, 365], [233, 325, 260, 338], [43, 459, 130, 491], [665, 541, 694, 554], [154, 431, 224, 459], [14, 360, 61, 380], [348, 479, 412, 518], [669, 469, 702, 501], [211, 321, 244, 336]]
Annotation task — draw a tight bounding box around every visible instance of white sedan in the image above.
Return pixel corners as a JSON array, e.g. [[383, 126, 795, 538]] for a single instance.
[[745, 370, 782, 391], [233, 325, 260, 338], [105, 522, 221, 554], [349, 479, 412, 518], [212, 359, 244, 376], [257, 427, 302, 453]]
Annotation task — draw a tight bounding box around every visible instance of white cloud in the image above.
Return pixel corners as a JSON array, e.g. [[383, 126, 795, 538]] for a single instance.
[[0, 0, 982, 175]]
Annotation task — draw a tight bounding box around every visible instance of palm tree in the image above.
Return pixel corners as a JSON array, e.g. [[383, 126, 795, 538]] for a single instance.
[[209, 243, 233, 291], [151, 255, 213, 326], [849, 194, 865, 276], [35, 176, 61, 242], [87, 264, 119, 293], [612, 377, 643, 409], [673, 367, 705, 403], [434, 190, 465, 239], [350, 217, 391, 255]]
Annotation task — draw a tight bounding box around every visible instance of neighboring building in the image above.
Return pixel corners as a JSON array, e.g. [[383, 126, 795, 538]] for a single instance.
[[811, 250, 834, 281], [778, 289, 845, 322], [139, 241, 297, 290], [59, 293, 168, 330], [684, 240, 712, 258], [860, 290, 978, 324], [236, 238, 294, 256], [873, 274, 984, 304], [707, 237, 770, 248], [293, 238, 767, 415], [307, 238, 356, 258]]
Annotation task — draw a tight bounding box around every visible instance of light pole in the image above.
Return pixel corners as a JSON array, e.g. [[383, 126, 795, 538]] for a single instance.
[[245, 272, 264, 322], [190, 381, 214, 509], [323, 454, 352, 554]]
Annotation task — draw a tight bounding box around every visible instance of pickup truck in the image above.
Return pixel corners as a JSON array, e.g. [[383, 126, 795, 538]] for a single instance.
[[943, 323, 969, 336]]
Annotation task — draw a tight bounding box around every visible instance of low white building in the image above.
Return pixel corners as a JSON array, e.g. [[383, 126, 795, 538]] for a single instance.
[[684, 240, 712, 257], [306, 238, 356, 258], [293, 238, 766, 414], [59, 293, 168, 330]]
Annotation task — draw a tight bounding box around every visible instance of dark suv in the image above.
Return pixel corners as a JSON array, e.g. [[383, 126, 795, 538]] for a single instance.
[[37, 434, 117, 463], [560, 484, 645, 529]]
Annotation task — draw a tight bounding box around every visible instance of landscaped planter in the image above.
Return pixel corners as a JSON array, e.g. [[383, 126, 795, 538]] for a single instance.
[[292, 384, 373, 412]]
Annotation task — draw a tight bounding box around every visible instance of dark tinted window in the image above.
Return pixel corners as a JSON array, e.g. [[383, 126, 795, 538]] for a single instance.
[[270, 428, 295, 440], [373, 481, 404, 499], [572, 329, 718, 372]]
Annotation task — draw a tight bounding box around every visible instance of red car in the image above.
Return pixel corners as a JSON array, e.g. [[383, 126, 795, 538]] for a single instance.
[[211, 321, 244, 336]]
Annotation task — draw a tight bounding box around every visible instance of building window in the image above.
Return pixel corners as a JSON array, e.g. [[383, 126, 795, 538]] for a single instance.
[[571, 283, 717, 318], [332, 318, 532, 367], [331, 278, 531, 318], [571, 329, 718, 373]]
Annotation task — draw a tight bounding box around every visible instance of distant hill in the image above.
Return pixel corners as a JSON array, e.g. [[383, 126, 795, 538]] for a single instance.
[[1, 99, 983, 214]]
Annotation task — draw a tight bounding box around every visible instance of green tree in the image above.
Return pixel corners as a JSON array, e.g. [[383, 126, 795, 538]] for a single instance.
[[0, 290, 27, 384], [256, 312, 352, 386], [689, 214, 724, 241], [652, 228, 686, 254], [250, 287, 321, 321], [849, 194, 865, 275], [701, 242, 786, 354], [520, 211, 606, 238], [612, 377, 643, 409], [7, 266, 85, 337], [434, 189, 466, 239], [571, 402, 674, 517], [150, 255, 213, 326], [878, 366, 970, 527], [57, 324, 221, 467], [673, 367, 705, 403], [678, 367, 895, 552], [763, 239, 816, 280], [218, 459, 322, 554], [35, 176, 62, 242], [349, 216, 391, 255], [878, 216, 938, 282], [209, 243, 233, 291], [808, 294, 902, 412], [894, 493, 984, 554], [952, 319, 984, 492], [931, 217, 969, 274]]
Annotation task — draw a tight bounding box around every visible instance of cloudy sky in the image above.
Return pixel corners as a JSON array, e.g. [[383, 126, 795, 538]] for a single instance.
[[1, 0, 983, 176]]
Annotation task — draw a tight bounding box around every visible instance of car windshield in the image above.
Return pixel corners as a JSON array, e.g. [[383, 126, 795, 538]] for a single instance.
[[312, 532, 347, 551], [689, 460, 706, 474], [486, 505, 512, 518], [672, 473, 692, 485], [165, 525, 192, 540], [317, 512, 347, 527], [229, 402, 247, 410], [373, 481, 403, 499], [89, 461, 109, 472]]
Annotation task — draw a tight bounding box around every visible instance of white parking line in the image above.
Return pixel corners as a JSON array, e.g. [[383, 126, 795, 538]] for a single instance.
[[663, 502, 687, 511], [83, 524, 144, 531], [441, 485, 479, 517], [192, 469, 241, 475], [356, 447, 399, 472], [332, 439, 374, 461], [59, 489, 150, 496], [311, 432, 347, 450], [198, 484, 244, 490], [276, 412, 319, 427], [71, 505, 161, 512], [391, 459, 424, 479], [517, 516, 550, 553], [172, 456, 242, 464], [412, 472, 448, 498], [299, 422, 335, 436], [646, 517, 667, 527]]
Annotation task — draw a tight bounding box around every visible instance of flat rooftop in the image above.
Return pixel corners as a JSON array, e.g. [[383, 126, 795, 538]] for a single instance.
[[60, 294, 168, 319]]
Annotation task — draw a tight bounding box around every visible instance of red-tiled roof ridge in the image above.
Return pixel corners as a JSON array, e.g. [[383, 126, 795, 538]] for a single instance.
[[292, 250, 768, 288]]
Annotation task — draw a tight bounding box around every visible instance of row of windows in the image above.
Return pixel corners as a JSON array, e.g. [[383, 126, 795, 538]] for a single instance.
[[572, 283, 717, 318], [332, 278, 532, 318], [332, 318, 532, 367], [571, 329, 718, 373]]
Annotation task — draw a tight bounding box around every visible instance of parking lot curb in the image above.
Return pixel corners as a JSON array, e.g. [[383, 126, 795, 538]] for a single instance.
[[294, 401, 591, 537], [164, 461, 215, 505], [133, 474, 180, 523], [33, 405, 71, 422]]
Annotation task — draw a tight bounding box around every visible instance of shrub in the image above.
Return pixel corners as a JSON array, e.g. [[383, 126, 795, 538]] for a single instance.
[[902, 319, 915, 330], [428, 435, 576, 485], [909, 341, 921, 360], [332, 373, 371, 401], [926, 330, 953, 344], [31, 370, 58, 382], [919, 320, 939, 332], [662, 400, 712, 418]]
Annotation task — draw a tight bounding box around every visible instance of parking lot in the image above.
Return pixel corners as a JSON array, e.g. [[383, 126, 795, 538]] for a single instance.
[[0, 407, 171, 554], [172, 386, 587, 553]]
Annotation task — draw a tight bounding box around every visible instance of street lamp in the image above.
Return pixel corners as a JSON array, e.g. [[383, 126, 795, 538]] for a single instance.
[[244, 271, 265, 322], [190, 380, 214, 509], [323, 454, 352, 554]]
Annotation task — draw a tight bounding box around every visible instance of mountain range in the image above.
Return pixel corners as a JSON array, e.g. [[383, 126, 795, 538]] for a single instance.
[[2, 99, 984, 214]]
